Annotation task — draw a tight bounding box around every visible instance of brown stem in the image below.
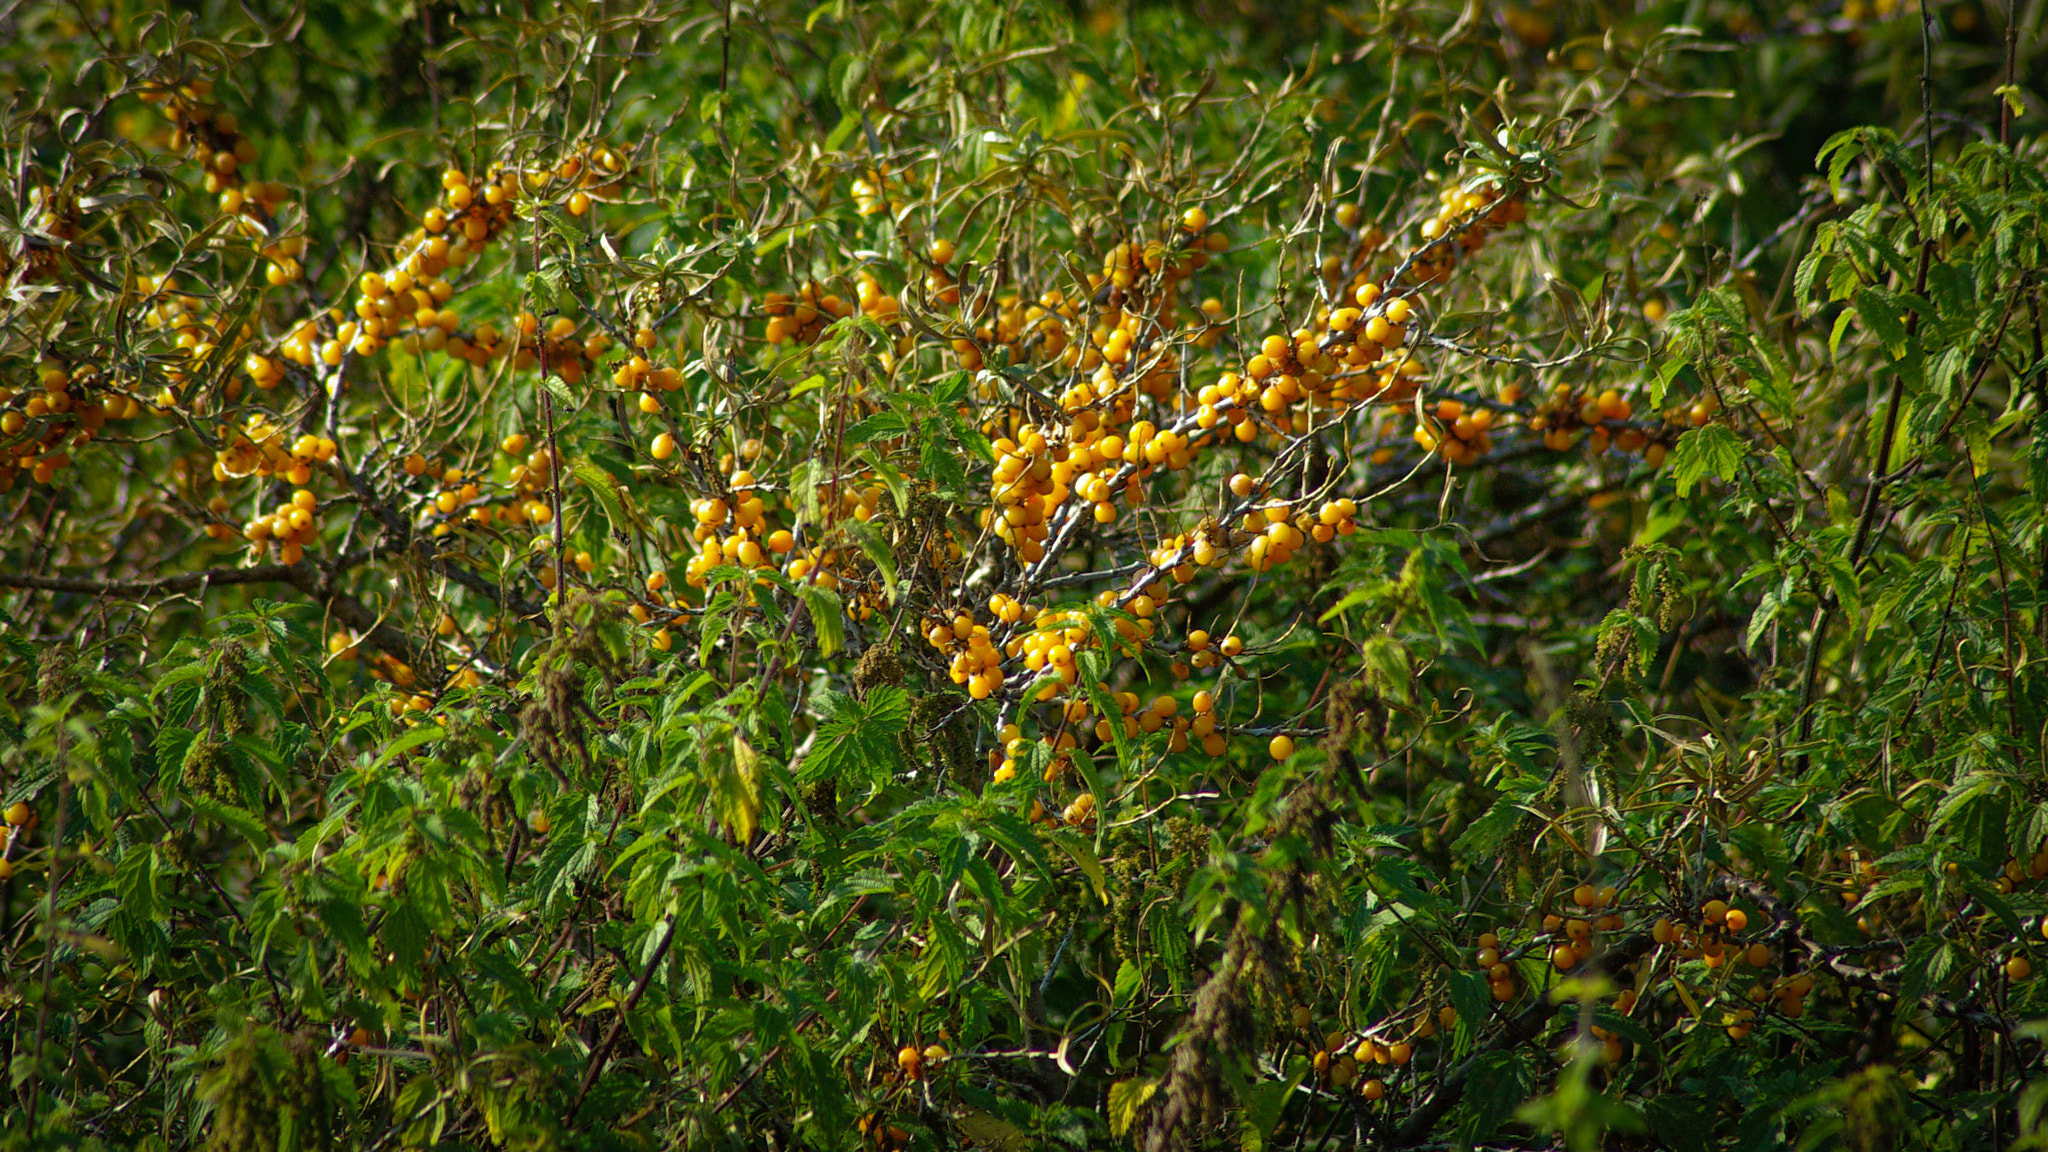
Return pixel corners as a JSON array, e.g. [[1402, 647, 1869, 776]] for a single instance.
[[568, 914, 679, 1119], [1794, 237, 1933, 750]]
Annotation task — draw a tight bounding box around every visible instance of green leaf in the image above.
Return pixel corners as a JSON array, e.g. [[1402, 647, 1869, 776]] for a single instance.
[[1898, 936, 1955, 1006], [318, 899, 373, 975], [717, 733, 763, 843], [840, 519, 898, 602], [823, 111, 859, 151], [1929, 771, 1999, 833], [1667, 423, 1745, 496], [371, 724, 446, 771], [1637, 504, 1685, 546], [1651, 354, 1688, 409], [1447, 970, 1491, 1051], [537, 205, 584, 243], [1828, 308, 1855, 359], [930, 372, 969, 406], [801, 584, 846, 657], [1643, 1097, 1712, 1152], [830, 52, 869, 111], [979, 808, 1054, 881], [572, 462, 625, 535], [524, 270, 561, 312], [187, 794, 273, 851], [844, 410, 912, 445], [1452, 794, 1528, 861], [1459, 1050, 1535, 1144], [1112, 959, 1142, 1008], [114, 847, 161, 922], [1853, 285, 1911, 359], [1108, 1078, 1158, 1139], [792, 458, 824, 524], [799, 686, 906, 790], [1050, 829, 1108, 904], [919, 431, 969, 494]]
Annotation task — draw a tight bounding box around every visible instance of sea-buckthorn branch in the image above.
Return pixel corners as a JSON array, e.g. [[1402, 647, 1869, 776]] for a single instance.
[[0, 545, 427, 670], [327, 453, 545, 619], [1389, 930, 1659, 1147], [1793, 232, 1935, 753], [1724, 876, 2020, 1037], [1411, 329, 1636, 371]]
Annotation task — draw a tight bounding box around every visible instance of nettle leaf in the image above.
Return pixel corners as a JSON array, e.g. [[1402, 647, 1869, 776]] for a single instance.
[[2031, 426, 2048, 506], [801, 584, 847, 657], [1459, 1050, 1536, 1144], [940, 402, 996, 466], [1050, 829, 1108, 904], [716, 734, 763, 843], [1898, 936, 1957, 1006], [843, 409, 911, 445], [188, 794, 274, 852], [114, 846, 162, 922], [839, 519, 897, 602], [979, 807, 1054, 882], [526, 797, 598, 913], [1825, 255, 1861, 304], [318, 898, 373, 976], [572, 462, 627, 535], [1107, 1078, 1158, 1139], [799, 686, 907, 790], [1853, 285, 1912, 358], [1452, 793, 1528, 862], [1112, 959, 1142, 1008], [918, 430, 969, 494], [1793, 252, 1825, 307], [1644, 1097, 1712, 1152], [537, 205, 584, 243], [929, 371, 969, 406], [1667, 423, 1745, 496], [1815, 127, 1870, 199], [1829, 308, 1856, 359], [1650, 354, 1688, 409]]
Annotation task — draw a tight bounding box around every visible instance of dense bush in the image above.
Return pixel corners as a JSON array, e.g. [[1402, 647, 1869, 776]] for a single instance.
[[2, 1, 2044, 1149]]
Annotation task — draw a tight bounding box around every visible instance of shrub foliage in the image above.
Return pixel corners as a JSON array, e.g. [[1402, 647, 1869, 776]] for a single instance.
[[2, 1, 2045, 1149]]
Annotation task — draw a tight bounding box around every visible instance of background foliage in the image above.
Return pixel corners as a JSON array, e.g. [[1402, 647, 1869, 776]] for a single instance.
[[2, 0, 2045, 1149]]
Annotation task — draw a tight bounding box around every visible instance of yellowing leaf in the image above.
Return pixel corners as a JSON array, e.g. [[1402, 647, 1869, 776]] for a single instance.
[[1108, 1078, 1159, 1138]]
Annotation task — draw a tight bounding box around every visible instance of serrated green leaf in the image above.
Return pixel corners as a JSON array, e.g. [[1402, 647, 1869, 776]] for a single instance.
[[1667, 423, 1745, 497], [1853, 285, 1911, 359], [571, 462, 624, 535], [1112, 959, 1142, 1008], [840, 518, 897, 602], [801, 584, 846, 657], [372, 724, 446, 771], [844, 410, 912, 445], [1050, 830, 1107, 904], [799, 686, 904, 790], [1108, 1078, 1158, 1139]]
